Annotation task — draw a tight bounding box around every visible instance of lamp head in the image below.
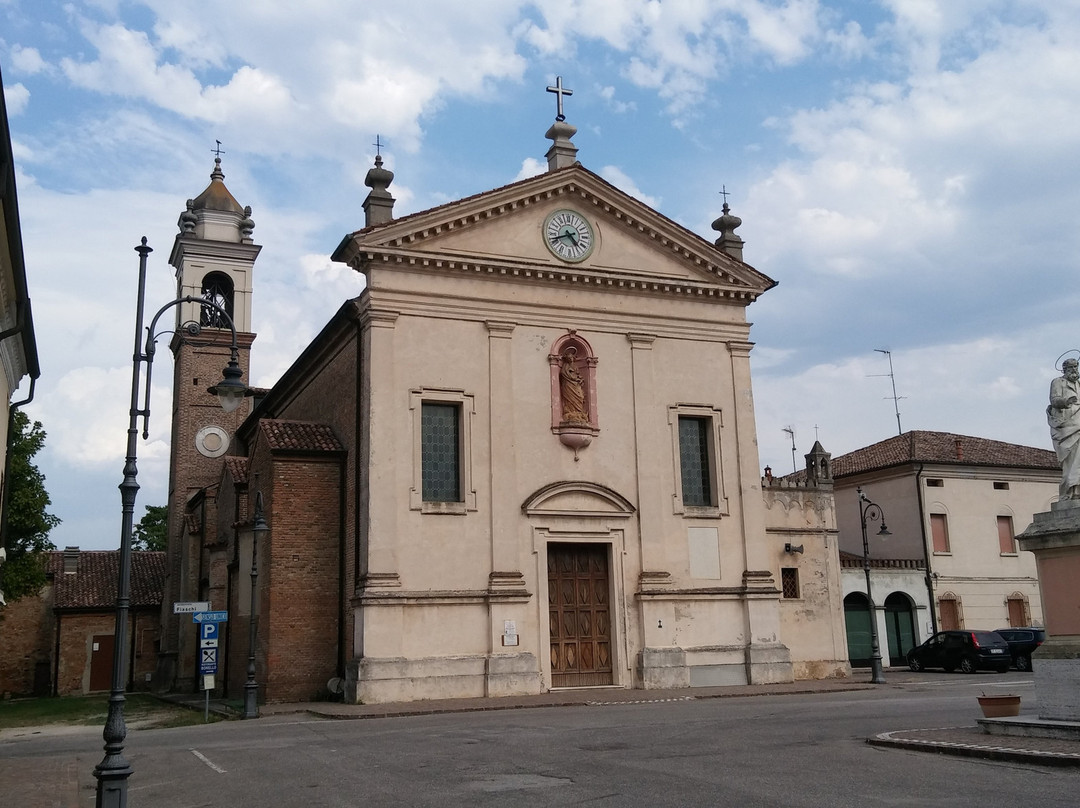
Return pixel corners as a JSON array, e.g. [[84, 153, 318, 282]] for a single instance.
[[207, 358, 249, 413], [877, 521, 892, 537]]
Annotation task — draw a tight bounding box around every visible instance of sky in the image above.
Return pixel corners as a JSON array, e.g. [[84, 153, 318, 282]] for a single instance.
[[3, 0, 1079, 551]]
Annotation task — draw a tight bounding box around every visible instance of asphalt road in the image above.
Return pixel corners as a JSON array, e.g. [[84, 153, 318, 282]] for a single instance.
[[2, 671, 1076, 807]]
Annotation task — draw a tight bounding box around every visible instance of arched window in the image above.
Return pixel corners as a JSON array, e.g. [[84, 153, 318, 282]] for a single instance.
[[200, 272, 234, 328]]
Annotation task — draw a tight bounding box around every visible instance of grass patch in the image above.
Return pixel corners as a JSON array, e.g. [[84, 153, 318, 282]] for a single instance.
[[0, 694, 227, 730]]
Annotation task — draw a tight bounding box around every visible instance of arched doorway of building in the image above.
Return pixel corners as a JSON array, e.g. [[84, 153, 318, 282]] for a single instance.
[[844, 592, 872, 667], [884, 592, 917, 666]]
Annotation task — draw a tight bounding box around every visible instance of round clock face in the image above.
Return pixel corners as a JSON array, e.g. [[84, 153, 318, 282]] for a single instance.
[[544, 209, 595, 262], [195, 425, 230, 458]]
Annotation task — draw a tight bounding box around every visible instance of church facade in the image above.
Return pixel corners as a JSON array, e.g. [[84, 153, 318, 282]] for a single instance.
[[157, 108, 848, 704]]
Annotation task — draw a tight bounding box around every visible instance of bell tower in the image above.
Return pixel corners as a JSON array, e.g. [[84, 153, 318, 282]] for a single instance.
[[157, 156, 260, 692]]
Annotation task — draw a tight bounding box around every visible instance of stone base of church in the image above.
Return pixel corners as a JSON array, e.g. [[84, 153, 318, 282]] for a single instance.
[[1033, 639, 1080, 721], [485, 653, 543, 697], [638, 643, 794, 689], [345, 652, 541, 704], [791, 659, 851, 681]]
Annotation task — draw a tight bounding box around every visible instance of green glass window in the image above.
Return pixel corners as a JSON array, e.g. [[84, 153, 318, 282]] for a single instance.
[[421, 403, 460, 502], [678, 415, 712, 507]]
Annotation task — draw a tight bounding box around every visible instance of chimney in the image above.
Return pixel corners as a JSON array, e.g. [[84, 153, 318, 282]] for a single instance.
[[63, 546, 80, 575], [955, 438, 963, 460]]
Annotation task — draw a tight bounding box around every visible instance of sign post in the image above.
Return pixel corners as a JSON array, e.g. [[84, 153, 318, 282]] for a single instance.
[[192, 612, 227, 721]]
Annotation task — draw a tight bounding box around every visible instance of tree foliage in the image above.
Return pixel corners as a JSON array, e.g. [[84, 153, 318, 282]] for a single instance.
[[1, 410, 60, 604], [133, 505, 167, 551]]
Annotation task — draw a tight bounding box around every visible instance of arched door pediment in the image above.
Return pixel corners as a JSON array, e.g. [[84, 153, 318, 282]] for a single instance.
[[522, 481, 635, 518]]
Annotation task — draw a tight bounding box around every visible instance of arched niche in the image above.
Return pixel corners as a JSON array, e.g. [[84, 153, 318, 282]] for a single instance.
[[548, 331, 599, 455]]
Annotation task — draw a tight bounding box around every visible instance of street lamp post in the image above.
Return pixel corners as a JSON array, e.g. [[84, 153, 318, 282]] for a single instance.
[[94, 238, 249, 808], [243, 491, 268, 719], [857, 486, 892, 685]]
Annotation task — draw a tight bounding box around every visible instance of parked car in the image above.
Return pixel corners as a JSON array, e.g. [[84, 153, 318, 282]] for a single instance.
[[994, 627, 1047, 671], [906, 630, 1011, 674]]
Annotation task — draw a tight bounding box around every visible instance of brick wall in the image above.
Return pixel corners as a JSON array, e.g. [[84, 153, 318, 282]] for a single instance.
[[0, 581, 54, 696], [263, 452, 343, 702]]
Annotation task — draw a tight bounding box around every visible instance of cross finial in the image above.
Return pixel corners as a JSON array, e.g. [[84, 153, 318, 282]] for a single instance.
[[546, 76, 573, 122], [212, 140, 225, 158], [374, 135, 384, 156], [719, 185, 730, 204]]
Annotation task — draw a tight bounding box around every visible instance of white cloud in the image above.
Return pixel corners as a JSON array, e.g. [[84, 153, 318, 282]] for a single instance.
[[10, 45, 48, 75], [514, 157, 546, 181], [599, 166, 660, 208], [3, 82, 29, 115]]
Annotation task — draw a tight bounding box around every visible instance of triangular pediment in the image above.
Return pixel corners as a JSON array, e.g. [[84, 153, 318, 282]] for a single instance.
[[333, 165, 775, 304]]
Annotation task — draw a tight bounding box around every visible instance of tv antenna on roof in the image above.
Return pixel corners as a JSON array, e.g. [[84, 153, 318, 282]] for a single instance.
[[783, 426, 796, 474], [871, 348, 905, 435]]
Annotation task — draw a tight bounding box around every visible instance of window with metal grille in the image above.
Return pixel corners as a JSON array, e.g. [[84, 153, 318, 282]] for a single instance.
[[678, 415, 712, 507], [781, 567, 800, 599], [421, 402, 460, 502], [200, 272, 234, 327]]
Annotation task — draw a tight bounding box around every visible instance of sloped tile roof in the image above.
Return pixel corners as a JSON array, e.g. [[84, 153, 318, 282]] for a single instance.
[[260, 420, 345, 453], [48, 550, 166, 610], [223, 456, 249, 484], [831, 431, 1057, 478]]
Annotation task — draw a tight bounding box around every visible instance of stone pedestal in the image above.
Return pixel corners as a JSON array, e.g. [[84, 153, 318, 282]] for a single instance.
[[1017, 501, 1080, 722]]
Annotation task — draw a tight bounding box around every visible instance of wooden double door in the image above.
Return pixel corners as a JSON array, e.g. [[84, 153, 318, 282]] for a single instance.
[[547, 543, 613, 687]]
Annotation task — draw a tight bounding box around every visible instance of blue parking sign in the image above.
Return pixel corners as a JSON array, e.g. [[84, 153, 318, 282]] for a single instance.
[[200, 622, 218, 641]]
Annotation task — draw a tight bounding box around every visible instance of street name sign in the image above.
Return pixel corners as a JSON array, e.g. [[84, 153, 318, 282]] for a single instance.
[[173, 601, 211, 614], [192, 610, 229, 624]]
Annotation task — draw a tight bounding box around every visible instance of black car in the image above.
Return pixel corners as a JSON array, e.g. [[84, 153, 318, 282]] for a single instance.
[[906, 630, 1011, 673], [994, 627, 1047, 671]]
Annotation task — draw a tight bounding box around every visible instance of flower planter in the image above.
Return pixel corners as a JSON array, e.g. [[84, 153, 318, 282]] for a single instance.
[[977, 694, 1021, 718]]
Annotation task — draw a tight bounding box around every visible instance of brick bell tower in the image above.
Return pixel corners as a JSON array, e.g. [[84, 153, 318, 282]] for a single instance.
[[156, 156, 260, 692]]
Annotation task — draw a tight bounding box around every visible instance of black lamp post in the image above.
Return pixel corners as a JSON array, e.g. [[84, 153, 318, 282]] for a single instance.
[[243, 491, 268, 719], [858, 486, 892, 685], [94, 238, 248, 808]]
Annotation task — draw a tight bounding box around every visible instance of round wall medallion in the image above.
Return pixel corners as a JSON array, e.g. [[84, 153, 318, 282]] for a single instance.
[[195, 425, 230, 458], [543, 209, 595, 262]]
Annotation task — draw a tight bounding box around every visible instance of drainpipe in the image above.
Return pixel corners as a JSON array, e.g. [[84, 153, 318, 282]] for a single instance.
[[915, 463, 938, 636]]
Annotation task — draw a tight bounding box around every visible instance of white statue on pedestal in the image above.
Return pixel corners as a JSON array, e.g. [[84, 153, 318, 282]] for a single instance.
[[1048, 356, 1080, 499]]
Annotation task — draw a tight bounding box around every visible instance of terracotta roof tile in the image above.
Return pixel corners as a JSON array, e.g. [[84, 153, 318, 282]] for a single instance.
[[259, 420, 344, 453], [48, 550, 166, 610], [831, 431, 1057, 478], [223, 456, 249, 484]]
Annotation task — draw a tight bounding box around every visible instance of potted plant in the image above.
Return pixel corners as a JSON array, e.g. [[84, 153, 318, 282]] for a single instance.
[[977, 692, 1021, 718]]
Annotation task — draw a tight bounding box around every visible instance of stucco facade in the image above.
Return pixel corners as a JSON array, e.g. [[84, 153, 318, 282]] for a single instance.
[[831, 431, 1055, 662], [162, 120, 849, 705]]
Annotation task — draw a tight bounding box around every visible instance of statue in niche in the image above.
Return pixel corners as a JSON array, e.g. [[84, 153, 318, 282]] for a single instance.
[[1048, 355, 1080, 499], [559, 347, 589, 425]]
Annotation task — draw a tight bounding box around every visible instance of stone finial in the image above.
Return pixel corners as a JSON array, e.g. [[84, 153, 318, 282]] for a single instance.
[[545, 120, 579, 171], [179, 199, 197, 234], [240, 205, 255, 241], [363, 154, 396, 226], [711, 202, 744, 261]]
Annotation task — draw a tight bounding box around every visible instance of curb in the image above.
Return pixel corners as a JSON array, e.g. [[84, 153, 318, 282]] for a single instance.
[[868, 729, 1080, 767]]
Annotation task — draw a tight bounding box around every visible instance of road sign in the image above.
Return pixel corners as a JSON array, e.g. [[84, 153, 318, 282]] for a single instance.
[[200, 622, 219, 641], [200, 647, 218, 675], [200, 638, 218, 649], [193, 610, 228, 624], [173, 601, 211, 614]]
